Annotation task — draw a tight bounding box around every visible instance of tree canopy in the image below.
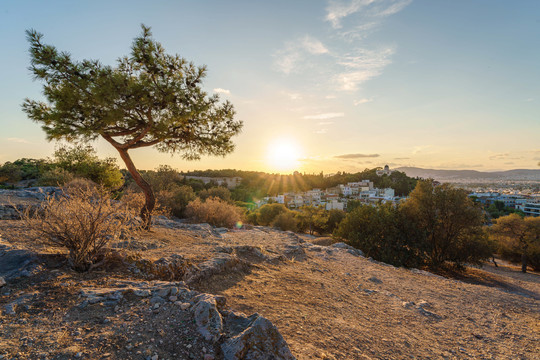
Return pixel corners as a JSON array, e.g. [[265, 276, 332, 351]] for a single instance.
[[23, 25, 242, 228]]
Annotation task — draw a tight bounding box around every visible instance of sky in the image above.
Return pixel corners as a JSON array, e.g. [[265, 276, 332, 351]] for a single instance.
[[1, 0, 539, 174]]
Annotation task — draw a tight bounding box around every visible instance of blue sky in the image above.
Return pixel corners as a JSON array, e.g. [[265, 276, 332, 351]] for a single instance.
[[1, 0, 539, 173]]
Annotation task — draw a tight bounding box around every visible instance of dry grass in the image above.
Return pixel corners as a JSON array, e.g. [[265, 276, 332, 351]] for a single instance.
[[185, 197, 242, 228], [19, 186, 137, 271]]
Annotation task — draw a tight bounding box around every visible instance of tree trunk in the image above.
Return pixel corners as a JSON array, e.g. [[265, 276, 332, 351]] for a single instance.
[[521, 252, 528, 273], [115, 147, 155, 230]]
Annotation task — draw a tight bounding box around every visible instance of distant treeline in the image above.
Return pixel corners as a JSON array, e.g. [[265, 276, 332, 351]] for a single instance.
[[183, 168, 418, 199]]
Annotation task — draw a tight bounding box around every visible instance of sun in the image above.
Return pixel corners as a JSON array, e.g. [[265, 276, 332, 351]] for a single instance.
[[266, 138, 302, 173]]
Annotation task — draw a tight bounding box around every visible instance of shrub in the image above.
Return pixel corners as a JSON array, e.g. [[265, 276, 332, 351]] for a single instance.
[[156, 185, 196, 218], [256, 203, 288, 226], [38, 167, 74, 186], [271, 211, 298, 232], [185, 197, 242, 228], [198, 186, 232, 202], [21, 186, 136, 271], [51, 145, 124, 189]]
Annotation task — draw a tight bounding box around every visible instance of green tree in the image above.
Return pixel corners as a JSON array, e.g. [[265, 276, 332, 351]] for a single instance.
[[490, 214, 540, 272], [23, 25, 242, 229], [401, 180, 490, 268]]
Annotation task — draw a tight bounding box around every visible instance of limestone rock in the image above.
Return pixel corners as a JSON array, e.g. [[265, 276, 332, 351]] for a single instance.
[[222, 312, 296, 360], [191, 294, 225, 342]]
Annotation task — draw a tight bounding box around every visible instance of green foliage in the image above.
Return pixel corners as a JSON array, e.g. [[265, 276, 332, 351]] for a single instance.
[[158, 185, 196, 218], [255, 203, 289, 226], [486, 200, 525, 219], [335, 181, 492, 270], [198, 186, 231, 202], [334, 204, 424, 268], [0, 158, 51, 184], [50, 145, 123, 188], [271, 211, 299, 232], [401, 180, 489, 268], [326, 209, 346, 234], [295, 206, 328, 235], [490, 214, 540, 272], [23, 26, 242, 158], [141, 165, 183, 192]]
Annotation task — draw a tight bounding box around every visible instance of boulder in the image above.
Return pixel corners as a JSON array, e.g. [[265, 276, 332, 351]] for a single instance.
[[222, 311, 296, 360], [191, 294, 225, 342]]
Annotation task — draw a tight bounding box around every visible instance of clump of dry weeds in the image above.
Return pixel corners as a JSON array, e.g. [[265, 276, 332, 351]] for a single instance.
[[20, 185, 138, 271]]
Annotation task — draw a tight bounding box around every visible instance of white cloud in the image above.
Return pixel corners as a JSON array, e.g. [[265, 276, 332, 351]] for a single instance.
[[213, 88, 230, 95], [335, 47, 394, 91], [315, 129, 328, 134], [354, 98, 373, 105], [326, 0, 412, 29], [274, 36, 329, 74], [7, 137, 29, 144], [304, 112, 345, 120], [326, 0, 376, 28], [302, 36, 329, 55], [318, 121, 335, 125]]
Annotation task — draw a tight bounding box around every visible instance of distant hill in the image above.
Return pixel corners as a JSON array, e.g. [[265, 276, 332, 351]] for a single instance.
[[396, 167, 540, 182]]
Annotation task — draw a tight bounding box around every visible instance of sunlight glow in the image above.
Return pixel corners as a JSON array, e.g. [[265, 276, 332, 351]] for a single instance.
[[266, 138, 302, 173]]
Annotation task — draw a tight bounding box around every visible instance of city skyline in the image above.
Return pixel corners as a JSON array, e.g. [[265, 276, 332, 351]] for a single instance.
[[1, 0, 539, 173]]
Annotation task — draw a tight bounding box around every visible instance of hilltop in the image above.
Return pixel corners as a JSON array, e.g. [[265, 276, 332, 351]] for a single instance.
[[397, 167, 540, 182], [1, 203, 539, 359]]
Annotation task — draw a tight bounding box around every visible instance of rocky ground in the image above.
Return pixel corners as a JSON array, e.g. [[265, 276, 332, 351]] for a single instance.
[[0, 195, 539, 359]]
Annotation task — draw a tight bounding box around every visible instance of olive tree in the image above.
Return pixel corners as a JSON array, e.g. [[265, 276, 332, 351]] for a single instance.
[[23, 25, 242, 228]]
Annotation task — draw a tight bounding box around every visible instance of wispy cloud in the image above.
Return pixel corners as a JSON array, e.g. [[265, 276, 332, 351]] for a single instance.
[[489, 153, 523, 160], [315, 129, 328, 134], [304, 112, 345, 120], [275, 0, 410, 93], [354, 98, 373, 105], [335, 47, 394, 91], [274, 36, 330, 74], [213, 88, 230, 95], [282, 91, 302, 100], [335, 153, 380, 159], [7, 137, 29, 144], [318, 121, 335, 125], [394, 157, 410, 160], [326, 0, 412, 29], [302, 36, 329, 55]]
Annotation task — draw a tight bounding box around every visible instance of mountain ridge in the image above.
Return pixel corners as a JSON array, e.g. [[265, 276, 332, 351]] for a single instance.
[[396, 167, 540, 181]]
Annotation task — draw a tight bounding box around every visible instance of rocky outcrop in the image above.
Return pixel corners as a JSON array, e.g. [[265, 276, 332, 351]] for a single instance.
[[222, 311, 296, 360], [75, 279, 296, 359], [186, 254, 249, 285], [0, 239, 43, 282]]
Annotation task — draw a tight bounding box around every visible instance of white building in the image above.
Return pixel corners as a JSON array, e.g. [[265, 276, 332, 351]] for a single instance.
[[376, 165, 394, 176]]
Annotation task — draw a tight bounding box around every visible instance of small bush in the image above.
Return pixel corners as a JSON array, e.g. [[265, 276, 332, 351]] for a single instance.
[[255, 203, 288, 226], [185, 197, 242, 228], [271, 211, 298, 232], [21, 186, 136, 271]]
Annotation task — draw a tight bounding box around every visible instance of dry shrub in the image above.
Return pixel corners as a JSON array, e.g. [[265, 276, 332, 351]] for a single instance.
[[21, 186, 137, 271], [121, 190, 170, 217], [185, 197, 242, 228]]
